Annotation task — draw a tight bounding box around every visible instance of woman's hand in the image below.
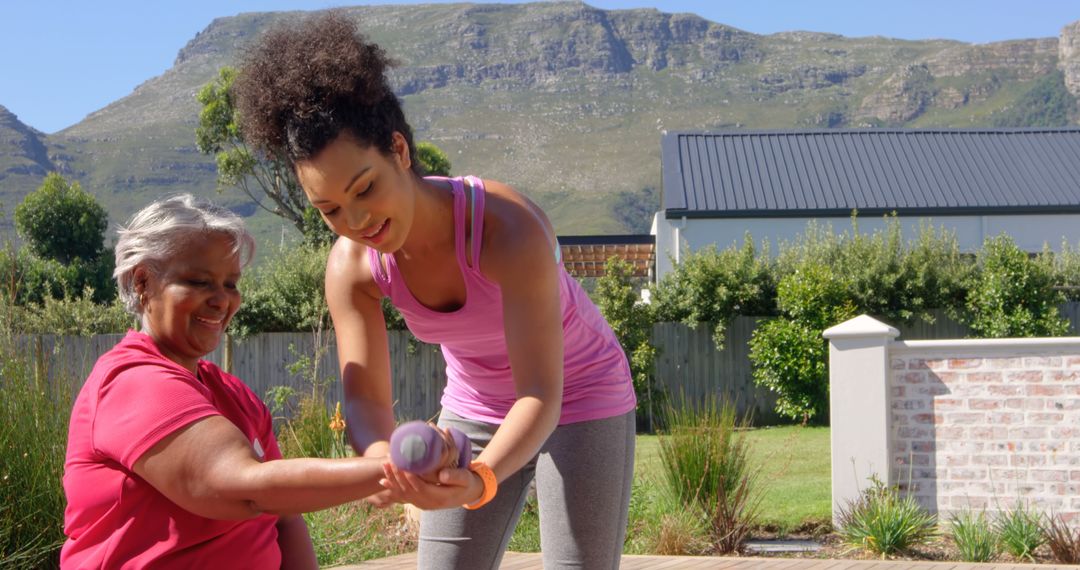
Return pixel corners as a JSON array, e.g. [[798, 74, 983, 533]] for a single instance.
[[362, 487, 398, 508], [378, 462, 484, 511]]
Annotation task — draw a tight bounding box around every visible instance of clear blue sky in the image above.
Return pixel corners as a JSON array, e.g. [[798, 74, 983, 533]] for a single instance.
[[3, 0, 1079, 134]]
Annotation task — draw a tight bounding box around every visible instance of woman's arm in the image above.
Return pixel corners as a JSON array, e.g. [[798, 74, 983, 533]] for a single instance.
[[325, 238, 396, 458], [379, 180, 564, 508], [133, 415, 391, 518], [470, 180, 564, 481], [276, 515, 318, 570]]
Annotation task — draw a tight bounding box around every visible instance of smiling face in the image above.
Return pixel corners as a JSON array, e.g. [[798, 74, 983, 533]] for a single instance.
[[295, 131, 416, 252], [136, 232, 242, 374]]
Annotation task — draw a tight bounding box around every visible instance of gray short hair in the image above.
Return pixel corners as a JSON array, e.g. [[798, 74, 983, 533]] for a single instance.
[[114, 194, 256, 315]]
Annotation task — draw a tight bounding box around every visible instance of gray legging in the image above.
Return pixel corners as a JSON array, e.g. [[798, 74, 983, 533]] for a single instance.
[[418, 409, 636, 569]]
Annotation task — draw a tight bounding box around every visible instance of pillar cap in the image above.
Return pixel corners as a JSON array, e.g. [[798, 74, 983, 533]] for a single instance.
[[823, 315, 899, 340]]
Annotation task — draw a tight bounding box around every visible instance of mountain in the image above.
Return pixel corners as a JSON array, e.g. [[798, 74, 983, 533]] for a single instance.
[[0, 105, 54, 220], [2, 2, 1080, 249]]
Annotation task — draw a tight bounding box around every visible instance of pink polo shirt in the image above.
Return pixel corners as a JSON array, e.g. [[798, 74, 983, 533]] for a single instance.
[[61, 331, 281, 569]]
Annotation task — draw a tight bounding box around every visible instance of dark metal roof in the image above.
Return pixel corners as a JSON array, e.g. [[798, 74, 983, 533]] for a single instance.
[[661, 128, 1080, 219]]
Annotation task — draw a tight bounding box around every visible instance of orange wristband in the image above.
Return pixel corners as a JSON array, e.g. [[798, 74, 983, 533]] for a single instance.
[[463, 461, 498, 510]]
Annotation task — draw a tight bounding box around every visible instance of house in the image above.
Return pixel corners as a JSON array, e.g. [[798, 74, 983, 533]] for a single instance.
[[652, 128, 1080, 281]]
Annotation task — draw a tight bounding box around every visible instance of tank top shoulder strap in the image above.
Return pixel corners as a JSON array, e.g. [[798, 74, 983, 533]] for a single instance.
[[463, 176, 486, 271], [447, 177, 470, 271], [459, 176, 559, 265]]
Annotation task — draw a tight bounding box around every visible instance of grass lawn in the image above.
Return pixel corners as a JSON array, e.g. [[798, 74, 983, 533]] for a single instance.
[[636, 425, 831, 533], [509, 425, 832, 553]]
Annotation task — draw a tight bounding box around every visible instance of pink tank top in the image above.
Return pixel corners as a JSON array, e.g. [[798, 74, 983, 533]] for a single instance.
[[368, 176, 636, 425]]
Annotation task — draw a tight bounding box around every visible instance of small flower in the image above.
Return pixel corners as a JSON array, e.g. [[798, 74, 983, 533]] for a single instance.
[[328, 401, 346, 433]]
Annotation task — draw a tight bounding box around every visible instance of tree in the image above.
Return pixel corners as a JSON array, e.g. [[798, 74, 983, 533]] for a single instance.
[[416, 142, 452, 176], [748, 263, 856, 423], [10, 173, 115, 304], [993, 71, 1077, 128], [962, 234, 1069, 338], [612, 186, 657, 234], [197, 67, 330, 243], [14, 173, 107, 264], [197, 67, 453, 246]]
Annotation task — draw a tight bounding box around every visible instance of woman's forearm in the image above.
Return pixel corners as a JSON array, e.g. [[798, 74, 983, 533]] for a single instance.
[[475, 395, 561, 482], [343, 397, 396, 457], [235, 456, 387, 515]]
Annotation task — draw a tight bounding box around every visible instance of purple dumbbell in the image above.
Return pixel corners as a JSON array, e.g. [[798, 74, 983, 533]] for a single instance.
[[389, 420, 471, 474]]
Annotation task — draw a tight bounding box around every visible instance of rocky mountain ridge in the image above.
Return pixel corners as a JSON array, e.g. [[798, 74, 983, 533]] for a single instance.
[[2, 2, 1079, 244]]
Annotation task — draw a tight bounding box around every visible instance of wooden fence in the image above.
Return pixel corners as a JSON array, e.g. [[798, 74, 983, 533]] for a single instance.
[[22, 330, 445, 422], [20, 303, 1080, 425], [652, 319, 781, 424]]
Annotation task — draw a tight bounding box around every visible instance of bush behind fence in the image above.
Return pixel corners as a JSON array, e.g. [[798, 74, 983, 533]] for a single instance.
[[22, 303, 1080, 425]]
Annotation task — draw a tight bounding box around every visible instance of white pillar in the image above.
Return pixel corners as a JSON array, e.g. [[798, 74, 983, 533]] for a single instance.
[[823, 315, 899, 523]]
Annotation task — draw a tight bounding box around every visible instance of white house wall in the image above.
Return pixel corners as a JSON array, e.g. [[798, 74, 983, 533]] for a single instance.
[[652, 213, 1080, 282]]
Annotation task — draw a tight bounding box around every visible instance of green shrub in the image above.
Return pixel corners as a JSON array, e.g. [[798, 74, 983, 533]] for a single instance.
[[1043, 512, 1080, 565], [837, 475, 937, 557], [275, 394, 350, 460], [0, 330, 70, 567], [774, 261, 857, 330], [272, 336, 348, 460], [595, 256, 662, 430], [230, 243, 331, 337], [666, 218, 969, 424], [652, 235, 775, 350], [659, 216, 972, 424], [1051, 240, 1080, 301], [748, 263, 856, 423], [996, 501, 1046, 562], [749, 318, 831, 423], [962, 234, 1068, 338], [230, 242, 411, 335], [624, 478, 710, 555], [299, 207, 338, 248], [0, 243, 116, 307], [949, 509, 1000, 562], [657, 397, 761, 554], [894, 220, 971, 319], [773, 217, 968, 327], [16, 288, 132, 336], [628, 342, 660, 429]]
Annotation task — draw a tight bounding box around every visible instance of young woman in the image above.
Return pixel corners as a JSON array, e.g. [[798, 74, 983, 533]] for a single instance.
[[232, 13, 637, 569]]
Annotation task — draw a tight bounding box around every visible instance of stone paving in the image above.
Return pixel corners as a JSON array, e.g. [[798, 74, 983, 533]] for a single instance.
[[336, 551, 1079, 569]]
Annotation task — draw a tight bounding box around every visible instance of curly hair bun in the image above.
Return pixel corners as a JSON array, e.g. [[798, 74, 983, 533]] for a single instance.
[[233, 11, 412, 163]]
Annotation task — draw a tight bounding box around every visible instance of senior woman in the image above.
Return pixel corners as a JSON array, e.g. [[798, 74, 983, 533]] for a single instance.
[[62, 194, 391, 569]]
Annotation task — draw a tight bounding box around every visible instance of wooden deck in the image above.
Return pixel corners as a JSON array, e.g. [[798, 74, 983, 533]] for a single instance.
[[337, 552, 1078, 569]]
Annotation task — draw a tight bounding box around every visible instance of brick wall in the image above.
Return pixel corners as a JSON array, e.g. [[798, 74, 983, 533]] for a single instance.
[[888, 347, 1080, 523]]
